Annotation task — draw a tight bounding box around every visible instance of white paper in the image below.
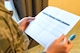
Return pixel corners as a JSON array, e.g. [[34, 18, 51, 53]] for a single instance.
[[25, 6, 80, 48]]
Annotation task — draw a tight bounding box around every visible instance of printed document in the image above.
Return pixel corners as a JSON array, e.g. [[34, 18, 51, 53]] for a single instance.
[[25, 6, 80, 48]]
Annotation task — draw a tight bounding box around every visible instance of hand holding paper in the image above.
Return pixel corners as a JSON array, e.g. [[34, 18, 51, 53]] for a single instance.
[[25, 6, 80, 48], [45, 34, 73, 53]]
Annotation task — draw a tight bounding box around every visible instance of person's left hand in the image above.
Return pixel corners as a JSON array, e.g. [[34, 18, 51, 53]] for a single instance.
[[18, 17, 35, 31], [46, 34, 73, 53]]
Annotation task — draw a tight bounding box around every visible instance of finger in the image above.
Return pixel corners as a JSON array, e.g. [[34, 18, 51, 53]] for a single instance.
[[27, 18, 35, 22], [57, 34, 65, 42], [23, 17, 35, 22], [28, 17, 35, 20], [26, 17, 35, 20], [64, 37, 68, 46], [28, 19, 35, 22], [66, 41, 73, 52]]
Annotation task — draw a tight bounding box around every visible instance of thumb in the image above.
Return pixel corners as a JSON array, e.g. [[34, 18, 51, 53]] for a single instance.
[[66, 41, 73, 52], [64, 37, 68, 46], [57, 34, 65, 42]]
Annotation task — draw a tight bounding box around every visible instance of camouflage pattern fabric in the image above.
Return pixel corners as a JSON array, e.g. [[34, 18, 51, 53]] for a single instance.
[[0, 0, 29, 53]]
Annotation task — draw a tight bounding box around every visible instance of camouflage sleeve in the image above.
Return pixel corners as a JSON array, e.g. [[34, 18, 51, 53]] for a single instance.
[[15, 34, 30, 53], [0, 16, 30, 53], [0, 9, 30, 53], [0, 16, 14, 53]]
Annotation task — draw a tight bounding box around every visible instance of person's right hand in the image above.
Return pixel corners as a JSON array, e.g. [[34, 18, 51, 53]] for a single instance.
[[46, 34, 73, 53], [18, 17, 35, 31]]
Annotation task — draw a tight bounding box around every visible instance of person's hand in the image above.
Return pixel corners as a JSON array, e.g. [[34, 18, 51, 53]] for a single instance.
[[18, 17, 35, 31], [46, 34, 73, 53]]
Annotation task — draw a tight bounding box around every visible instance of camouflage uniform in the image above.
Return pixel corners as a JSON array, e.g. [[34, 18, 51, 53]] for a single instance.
[[0, 0, 29, 53]]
